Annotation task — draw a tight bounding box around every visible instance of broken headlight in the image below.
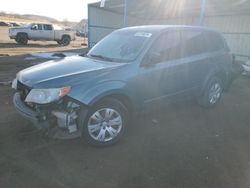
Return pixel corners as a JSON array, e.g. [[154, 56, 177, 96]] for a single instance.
[[25, 86, 71, 104]]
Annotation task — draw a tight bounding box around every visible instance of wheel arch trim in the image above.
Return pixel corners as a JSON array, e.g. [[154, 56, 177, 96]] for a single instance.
[[201, 68, 228, 93], [61, 34, 71, 40], [16, 32, 29, 39]]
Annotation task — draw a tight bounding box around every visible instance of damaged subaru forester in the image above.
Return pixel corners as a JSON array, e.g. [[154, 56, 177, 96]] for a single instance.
[[13, 25, 237, 146]]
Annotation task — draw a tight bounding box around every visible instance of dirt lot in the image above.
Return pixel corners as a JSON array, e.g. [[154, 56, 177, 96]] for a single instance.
[[0, 26, 86, 56], [0, 26, 250, 188]]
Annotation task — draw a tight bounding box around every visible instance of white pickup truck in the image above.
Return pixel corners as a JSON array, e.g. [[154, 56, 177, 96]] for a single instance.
[[9, 23, 76, 46]]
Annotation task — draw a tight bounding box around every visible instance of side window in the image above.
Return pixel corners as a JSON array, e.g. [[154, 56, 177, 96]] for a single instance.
[[31, 24, 42, 30], [150, 31, 182, 63], [181, 30, 207, 57], [44, 24, 53, 31], [31, 24, 38, 30], [204, 32, 225, 52], [37, 24, 43, 30]]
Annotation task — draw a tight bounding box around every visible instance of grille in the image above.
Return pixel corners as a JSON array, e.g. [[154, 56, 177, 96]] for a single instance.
[[17, 81, 31, 100]]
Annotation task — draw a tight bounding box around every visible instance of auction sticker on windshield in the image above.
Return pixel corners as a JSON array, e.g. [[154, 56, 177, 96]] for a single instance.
[[134, 32, 152, 38]]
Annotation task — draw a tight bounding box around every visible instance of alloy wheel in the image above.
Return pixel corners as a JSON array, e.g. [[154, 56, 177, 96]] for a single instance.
[[87, 108, 123, 142], [208, 82, 222, 104]]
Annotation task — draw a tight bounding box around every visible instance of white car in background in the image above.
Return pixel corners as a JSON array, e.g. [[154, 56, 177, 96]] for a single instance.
[[9, 23, 76, 46]]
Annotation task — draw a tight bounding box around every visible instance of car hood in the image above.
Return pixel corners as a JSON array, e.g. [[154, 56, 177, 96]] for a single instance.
[[17, 55, 127, 88]]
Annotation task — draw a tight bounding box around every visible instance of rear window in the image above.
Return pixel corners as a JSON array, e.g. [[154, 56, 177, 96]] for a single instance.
[[181, 30, 226, 57]]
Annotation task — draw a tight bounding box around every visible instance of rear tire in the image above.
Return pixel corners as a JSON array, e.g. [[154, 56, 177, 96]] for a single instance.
[[80, 98, 128, 146], [16, 33, 28, 45], [57, 40, 62, 45], [198, 77, 223, 107], [59, 36, 70, 46]]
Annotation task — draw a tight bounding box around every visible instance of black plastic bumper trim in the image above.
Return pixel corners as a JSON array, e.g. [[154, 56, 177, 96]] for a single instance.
[[13, 92, 46, 129]]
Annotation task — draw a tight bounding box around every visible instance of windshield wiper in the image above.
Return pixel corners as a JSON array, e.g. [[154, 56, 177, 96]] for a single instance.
[[79, 52, 87, 57], [88, 54, 114, 62]]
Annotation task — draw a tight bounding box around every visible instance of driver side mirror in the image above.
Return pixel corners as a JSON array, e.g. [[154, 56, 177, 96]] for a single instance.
[[144, 52, 162, 66]]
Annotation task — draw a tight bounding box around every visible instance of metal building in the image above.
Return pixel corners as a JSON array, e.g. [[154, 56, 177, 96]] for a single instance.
[[88, 0, 250, 60]]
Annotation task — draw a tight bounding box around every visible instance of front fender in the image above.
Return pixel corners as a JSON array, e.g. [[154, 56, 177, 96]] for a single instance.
[[68, 80, 130, 106]]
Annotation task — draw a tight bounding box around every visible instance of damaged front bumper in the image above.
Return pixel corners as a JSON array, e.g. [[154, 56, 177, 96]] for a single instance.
[[13, 92, 49, 129], [13, 92, 85, 139]]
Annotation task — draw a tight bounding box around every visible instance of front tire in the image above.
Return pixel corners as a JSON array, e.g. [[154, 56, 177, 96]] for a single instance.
[[15, 33, 28, 45], [198, 77, 223, 107], [81, 98, 128, 146]]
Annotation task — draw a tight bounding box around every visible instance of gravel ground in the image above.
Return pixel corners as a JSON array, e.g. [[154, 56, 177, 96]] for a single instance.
[[0, 53, 250, 188]]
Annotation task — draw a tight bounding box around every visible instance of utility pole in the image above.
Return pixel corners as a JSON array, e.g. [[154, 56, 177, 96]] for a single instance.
[[198, 0, 206, 25], [123, 0, 128, 27]]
